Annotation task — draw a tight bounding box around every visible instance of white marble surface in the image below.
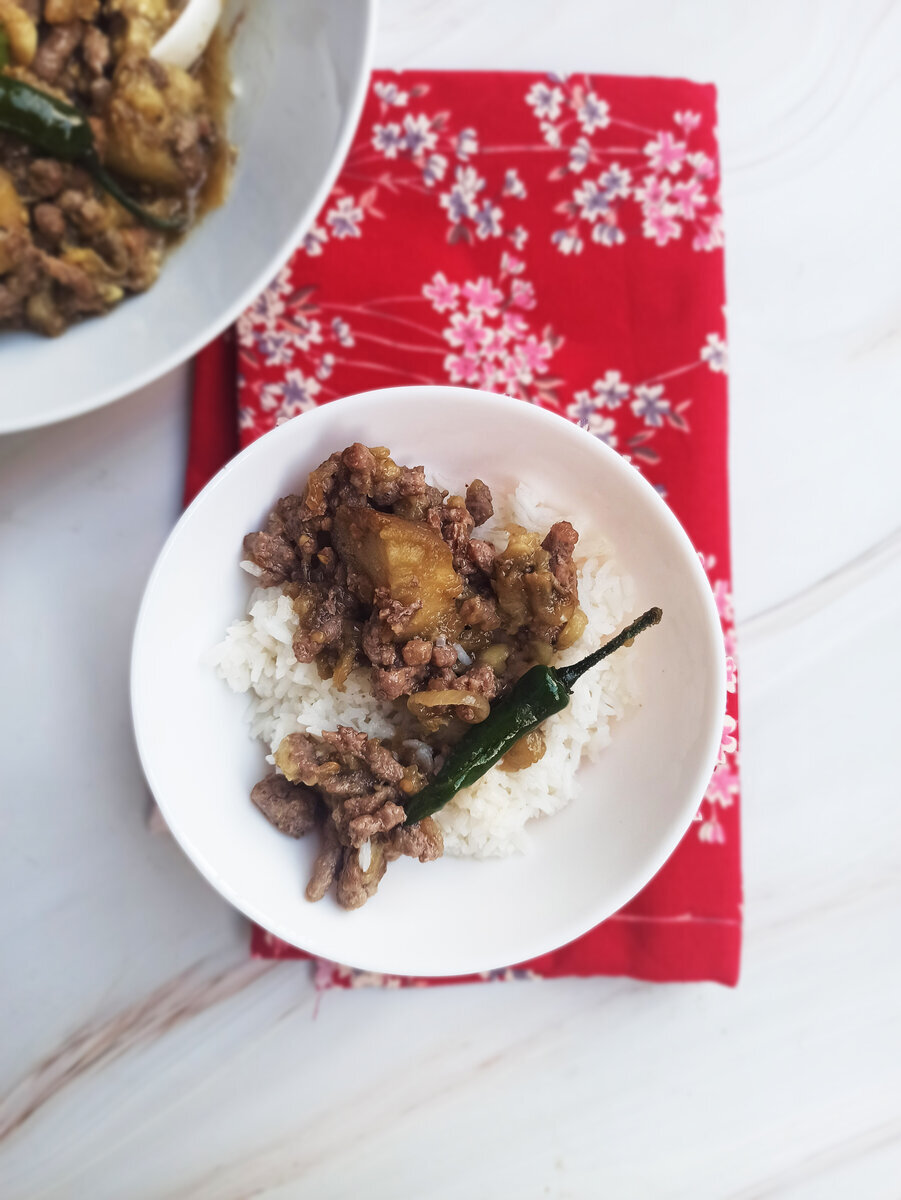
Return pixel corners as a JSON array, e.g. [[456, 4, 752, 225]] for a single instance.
[[2, 1, 900, 1196]]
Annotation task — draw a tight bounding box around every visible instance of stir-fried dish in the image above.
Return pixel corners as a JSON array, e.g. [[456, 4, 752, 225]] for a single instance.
[[242, 443, 662, 911], [0, 0, 229, 335]]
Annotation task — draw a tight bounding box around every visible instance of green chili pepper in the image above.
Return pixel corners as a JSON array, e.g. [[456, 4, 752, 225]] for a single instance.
[[0, 74, 184, 232], [403, 606, 663, 825]]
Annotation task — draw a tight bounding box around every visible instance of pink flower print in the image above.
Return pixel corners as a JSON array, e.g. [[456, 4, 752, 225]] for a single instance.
[[593, 370, 630, 409], [631, 383, 670, 426], [481, 328, 508, 361], [718, 714, 738, 764], [511, 278, 536, 310], [444, 310, 488, 355], [688, 150, 716, 179], [598, 163, 632, 200], [674, 110, 701, 132], [422, 153, 447, 186], [635, 174, 671, 207], [526, 80, 564, 120], [645, 130, 687, 174], [444, 351, 481, 384], [462, 277, 504, 316], [725, 655, 737, 693], [423, 271, 460, 313], [672, 178, 707, 219], [401, 113, 437, 157], [569, 136, 592, 173], [712, 579, 734, 623], [373, 80, 408, 107], [500, 251, 525, 275], [573, 178, 610, 222], [692, 213, 724, 252], [576, 91, 610, 134], [706, 763, 739, 807], [510, 225, 529, 250], [517, 334, 552, 376], [701, 333, 728, 372], [643, 206, 681, 246], [301, 223, 327, 256], [326, 195, 363, 239], [503, 168, 527, 198], [551, 228, 584, 255], [497, 351, 525, 391], [501, 310, 528, 340], [474, 199, 503, 239], [372, 122, 403, 158], [455, 126, 478, 160], [699, 817, 726, 844], [331, 316, 354, 346]]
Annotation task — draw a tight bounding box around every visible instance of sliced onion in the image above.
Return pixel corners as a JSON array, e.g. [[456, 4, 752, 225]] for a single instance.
[[402, 739, 435, 773], [453, 642, 473, 668], [407, 689, 491, 723]]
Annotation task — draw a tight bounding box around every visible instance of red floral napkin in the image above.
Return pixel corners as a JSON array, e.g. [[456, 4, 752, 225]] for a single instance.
[[188, 70, 741, 987]]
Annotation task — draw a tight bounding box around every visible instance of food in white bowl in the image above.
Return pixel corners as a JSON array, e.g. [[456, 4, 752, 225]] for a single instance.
[[131, 387, 725, 976], [0, 0, 374, 432], [211, 441, 662, 911]]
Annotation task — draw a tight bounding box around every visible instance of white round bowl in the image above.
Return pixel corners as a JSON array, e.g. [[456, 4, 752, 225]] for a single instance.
[[0, 0, 375, 434], [132, 387, 726, 977]]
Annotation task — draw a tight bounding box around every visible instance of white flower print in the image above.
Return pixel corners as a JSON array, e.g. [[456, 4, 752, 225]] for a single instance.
[[701, 333, 728, 373], [502, 168, 527, 198], [316, 352, 335, 380], [526, 81, 564, 120], [631, 383, 671, 426], [326, 195, 363, 239], [372, 122, 403, 158], [331, 316, 354, 347], [500, 250, 525, 275], [257, 330, 293, 367], [593, 370, 631, 409], [455, 127, 478, 160], [576, 91, 610, 133], [292, 317, 323, 353], [718, 714, 738, 764], [510, 225, 529, 250], [301, 223, 327, 257], [540, 121, 562, 148], [551, 228, 583, 255], [423, 271, 460, 313], [401, 113, 437, 156], [599, 163, 632, 200], [585, 412, 617, 445], [569, 136, 592, 173], [644, 130, 687, 173], [422, 153, 448, 186], [592, 221, 625, 246], [279, 368, 321, 417], [674, 109, 701, 132], [474, 198, 503, 239], [245, 287, 284, 329], [259, 380, 285, 413], [439, 164, 484, 223], [573, 178, 610, 222], [373, 80, 408, 107]]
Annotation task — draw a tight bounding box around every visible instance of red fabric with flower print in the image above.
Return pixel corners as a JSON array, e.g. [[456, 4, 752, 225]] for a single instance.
[[187, 70, 741, 987]]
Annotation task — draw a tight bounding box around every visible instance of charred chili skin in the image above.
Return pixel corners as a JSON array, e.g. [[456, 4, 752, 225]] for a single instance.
[[0, 74, 184, 231], [403, 607, 663, 825]]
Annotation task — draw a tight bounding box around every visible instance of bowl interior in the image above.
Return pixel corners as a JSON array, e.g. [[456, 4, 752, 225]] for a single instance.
[[0, 0, 374, 433], [132, 387, 725, 976]]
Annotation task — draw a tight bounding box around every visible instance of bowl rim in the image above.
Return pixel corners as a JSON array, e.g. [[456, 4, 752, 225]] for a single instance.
[[0, 0, 378, 435], [131, 385, 727, 975]]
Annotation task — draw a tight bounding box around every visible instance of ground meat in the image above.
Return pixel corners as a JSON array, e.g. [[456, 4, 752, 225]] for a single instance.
[[373, 588, 422, 637], [401, 638, 433, 666], [28, 159, 65, 199], [242, 531, 300, 588], [41, 252, 105, 313], [32, 20, 83, 83], [466, 538, 496, 574], [361, 614, 399, 668], [430, 500, 476, 574], [251, 775, 319, 838], [274, 733, 338, 789], [291, 582, 353, 664], [33, 203, 66, 242], [459, 593, 500, 631], [347, 801, 406, 846], [336, 844, 388, 910], [321, 726, 405, 785], [371, 663, 428, 701], [82, 24, 109, 74], [58, 189, 106, 234], [542, 520, 579, 599], [390, 817, 444, 862], [430, 643, 458, 669], [465, 479, 494, 527], [305, 821, 343, 902]]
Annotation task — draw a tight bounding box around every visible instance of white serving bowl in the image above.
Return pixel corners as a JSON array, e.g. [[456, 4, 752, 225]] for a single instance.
[[132, 387, 726, 977], [0, 0, 375, 433]]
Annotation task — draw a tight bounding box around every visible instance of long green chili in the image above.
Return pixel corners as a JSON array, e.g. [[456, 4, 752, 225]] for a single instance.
[[403, 607, 663, 825], [0, 74, 184, 231]]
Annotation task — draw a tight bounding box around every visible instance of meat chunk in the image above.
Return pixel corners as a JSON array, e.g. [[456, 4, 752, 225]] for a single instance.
[[371, 663, 428, 702], [465, 479, 494, 526], [336, 842, 388, 910], [82, 24, 110, 74], [459, 593, 500, 632], [306, 821, 343, 902], [390, 817, 444, 862], [347, 801, 406, 846], [542, 520, 579, 600], [33, 21, 83, 83], [401, 638, 433, 666], [466, 538, 496, 574], [251, 775, 318, 837], [321, 726, 405, 785], [33, 203, 66, 242], [28, 159, 65, 199]]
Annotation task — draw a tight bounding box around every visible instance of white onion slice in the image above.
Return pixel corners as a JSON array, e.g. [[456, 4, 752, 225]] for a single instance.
[[152, 0, 222, 70]]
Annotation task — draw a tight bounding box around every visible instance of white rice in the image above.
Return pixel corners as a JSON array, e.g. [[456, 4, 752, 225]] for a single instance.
[[210, 483, 637, 857]]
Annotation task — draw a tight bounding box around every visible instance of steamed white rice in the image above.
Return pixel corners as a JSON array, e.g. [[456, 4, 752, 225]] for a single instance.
[[211, 483, 637, 857]]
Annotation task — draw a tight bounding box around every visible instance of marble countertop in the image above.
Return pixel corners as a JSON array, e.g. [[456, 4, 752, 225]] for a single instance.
[[2, 1, 899, 1196]]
